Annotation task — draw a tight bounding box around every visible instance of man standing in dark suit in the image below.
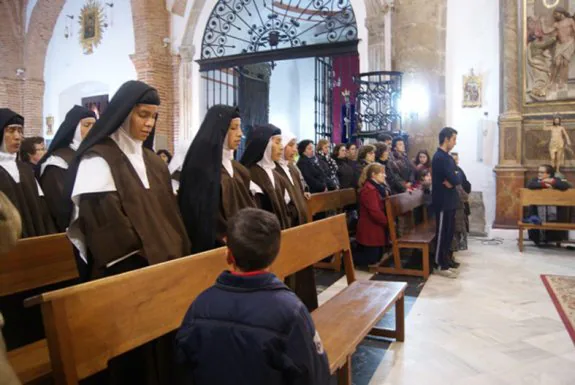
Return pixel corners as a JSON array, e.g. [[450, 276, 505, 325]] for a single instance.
[[432, 127, 462, 279]]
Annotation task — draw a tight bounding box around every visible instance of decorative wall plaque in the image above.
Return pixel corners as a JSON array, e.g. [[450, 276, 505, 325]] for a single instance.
[[462, 69, 482, 108], [79, 0, 106, 55]]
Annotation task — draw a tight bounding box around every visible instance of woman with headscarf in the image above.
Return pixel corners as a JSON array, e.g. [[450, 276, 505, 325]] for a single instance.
[[65, 81, 190, 280], [178, 105, 255, 253], [0, 108, 55, 238], [36, 105, 96, 231], [241, 124, 291, 229], [274, 128, 318, 311]]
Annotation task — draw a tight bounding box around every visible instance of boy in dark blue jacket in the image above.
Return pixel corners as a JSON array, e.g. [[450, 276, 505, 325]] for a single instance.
[[176, 208, 330, 385], [431, 127, 462, 279]]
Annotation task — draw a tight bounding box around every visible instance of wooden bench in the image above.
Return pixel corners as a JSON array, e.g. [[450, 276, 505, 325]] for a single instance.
[[370, 189, 434, 279], [307, 188, 357, 271], [28, 215, 406, 385], [517, 188, 575, 252], [1, 233, 78, 384]]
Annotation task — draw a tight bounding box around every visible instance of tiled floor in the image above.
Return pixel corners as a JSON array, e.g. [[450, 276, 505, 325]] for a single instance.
[[318, 238, 575, 384]]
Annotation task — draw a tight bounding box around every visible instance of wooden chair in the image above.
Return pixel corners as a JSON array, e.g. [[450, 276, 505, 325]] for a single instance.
[[1, 233, 78, 384], [370, 190, 434, 279], [517, 188, 575, 252], [28, 215, 406, 385], [306, 188, 357, 271]]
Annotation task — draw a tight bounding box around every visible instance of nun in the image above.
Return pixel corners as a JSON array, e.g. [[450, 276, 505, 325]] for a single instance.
[[240, 124, 291, 229], [37, 105, 96, 231], [178, 105, 256, 253], [274, 128, 319, 311], [64, 81, 190, 280], [0, 108, 55, 238]]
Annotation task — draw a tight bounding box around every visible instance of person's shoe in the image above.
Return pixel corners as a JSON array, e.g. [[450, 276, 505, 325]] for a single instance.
[[434, 268, 458, 279], [448, 260, 461, 269]]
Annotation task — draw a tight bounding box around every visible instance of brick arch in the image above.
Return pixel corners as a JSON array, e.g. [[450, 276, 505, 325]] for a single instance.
[[24, 0, 66, 80]]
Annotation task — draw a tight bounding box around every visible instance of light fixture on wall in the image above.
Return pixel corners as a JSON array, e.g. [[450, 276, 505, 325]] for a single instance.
[[64, 15, 75, 39]]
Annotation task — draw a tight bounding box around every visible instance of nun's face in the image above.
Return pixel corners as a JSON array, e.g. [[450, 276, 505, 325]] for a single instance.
[[80, 117, 96, 139], [3, 125, 23, 153], [271, 136, 283, 162], [129, 104, 158, 141], [284, 139, 297, 162], [227, 118, 242, 150]]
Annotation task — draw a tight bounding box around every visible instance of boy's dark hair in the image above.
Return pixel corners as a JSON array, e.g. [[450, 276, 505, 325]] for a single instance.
[[156, 149, 173, 163], [438, 127, 458, 145], [376, 133, 392, 143], [540, 164, 555, 178], [20, 136, 44, 162], [227, 208, 281, 271], [374, 142, 388, 159], [391, 136, 403, 150]]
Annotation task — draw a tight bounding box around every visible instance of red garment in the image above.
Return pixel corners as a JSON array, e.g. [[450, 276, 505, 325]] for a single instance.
[[356, 182, 388, 246]]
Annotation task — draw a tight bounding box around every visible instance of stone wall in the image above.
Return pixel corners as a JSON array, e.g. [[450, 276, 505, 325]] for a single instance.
[[392, 0, 447, 157]]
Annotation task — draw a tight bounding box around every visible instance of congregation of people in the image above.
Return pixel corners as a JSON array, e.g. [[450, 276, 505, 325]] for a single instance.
[[1, 79, 475, 384]]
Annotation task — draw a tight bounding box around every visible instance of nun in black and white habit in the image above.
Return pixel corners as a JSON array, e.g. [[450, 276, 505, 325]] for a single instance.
[[240, 124, 292, 229], [0, 108, 55, 238], [65, 80, 190, 281], [36, 105, 96, 231], [178, 105, 256, 253]]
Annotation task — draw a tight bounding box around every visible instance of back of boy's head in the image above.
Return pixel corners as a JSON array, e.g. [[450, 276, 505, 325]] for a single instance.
[[227, 208, 281, 271]]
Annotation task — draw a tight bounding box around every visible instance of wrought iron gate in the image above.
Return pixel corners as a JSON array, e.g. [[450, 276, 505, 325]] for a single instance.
[[314, 57, 334, 144]]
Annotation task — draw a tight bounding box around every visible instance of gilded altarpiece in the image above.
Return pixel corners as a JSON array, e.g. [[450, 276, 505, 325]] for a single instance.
[[496, 0, 575, 227]]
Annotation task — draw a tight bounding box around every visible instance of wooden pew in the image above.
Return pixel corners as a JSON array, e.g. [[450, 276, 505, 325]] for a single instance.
[[517, 188, 575, 252], [370, 190, 434, 279], [306, 188, 357, 271], [1, 233, 78, 384], [28, 215, 406, 385]]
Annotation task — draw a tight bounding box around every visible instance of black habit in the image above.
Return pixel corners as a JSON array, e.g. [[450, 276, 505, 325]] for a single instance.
[[37, 105, 97, 231], [178, 105, 256, 253], [0, 109, 55, 238], [64, 81, 189, 385], [241, 124, 291, 230]]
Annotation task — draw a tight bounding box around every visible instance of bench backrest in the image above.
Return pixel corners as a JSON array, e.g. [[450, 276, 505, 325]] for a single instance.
[[30, 215, 354, 384], [0, 233, 78, 296], [385, 189, 425, 218], [306, 188, 357, 222], [518, 188, 575, 208]]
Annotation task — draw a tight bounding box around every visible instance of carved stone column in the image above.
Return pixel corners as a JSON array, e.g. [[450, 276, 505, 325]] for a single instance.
[[494, 0, 525, 228], [178, 45, 195, 142], [366, 13, 386, 72], [392, 0, 447, 157]]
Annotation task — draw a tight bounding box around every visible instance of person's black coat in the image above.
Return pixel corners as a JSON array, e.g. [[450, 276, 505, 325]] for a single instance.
[[335, 158, 355, 189], [457, 166, 472, 215], [526, 177, 570, 191], [176, 271, 330, 385], [297, 156, 328, 193]]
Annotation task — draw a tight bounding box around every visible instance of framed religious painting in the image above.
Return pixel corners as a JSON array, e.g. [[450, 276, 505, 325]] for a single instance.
[[79, 0, 106, 55], [462, 69, 482, 108], [523, 0, 575, 105], [82, 94, 109, 119]]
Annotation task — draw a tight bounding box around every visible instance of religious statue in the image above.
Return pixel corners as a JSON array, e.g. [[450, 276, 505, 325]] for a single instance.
[[526, 28, 555, 98], [543, 115, 572, 171], [542, 7, 575, 91]]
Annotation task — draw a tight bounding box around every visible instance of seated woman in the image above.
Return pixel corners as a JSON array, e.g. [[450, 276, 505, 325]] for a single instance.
[[355, 163, 390, 266], [526, 164, 571, 246]]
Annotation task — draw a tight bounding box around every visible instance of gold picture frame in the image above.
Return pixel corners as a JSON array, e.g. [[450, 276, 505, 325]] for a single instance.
[[463, 69, 482, 108], [79, 0, 106, 55]]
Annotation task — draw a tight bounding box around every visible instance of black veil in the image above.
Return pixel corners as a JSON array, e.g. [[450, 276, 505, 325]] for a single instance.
[[178, 105, 240, 253], [240, 124, 281, 168], [0, 109, 24, 146]]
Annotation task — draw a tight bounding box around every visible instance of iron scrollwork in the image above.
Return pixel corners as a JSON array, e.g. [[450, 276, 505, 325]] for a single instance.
[[201, 0, 358, 59], [354, 71, 403, 136]]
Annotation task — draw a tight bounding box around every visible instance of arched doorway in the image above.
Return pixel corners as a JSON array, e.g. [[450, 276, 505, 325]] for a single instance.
[[183, 0, 363, 146]]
